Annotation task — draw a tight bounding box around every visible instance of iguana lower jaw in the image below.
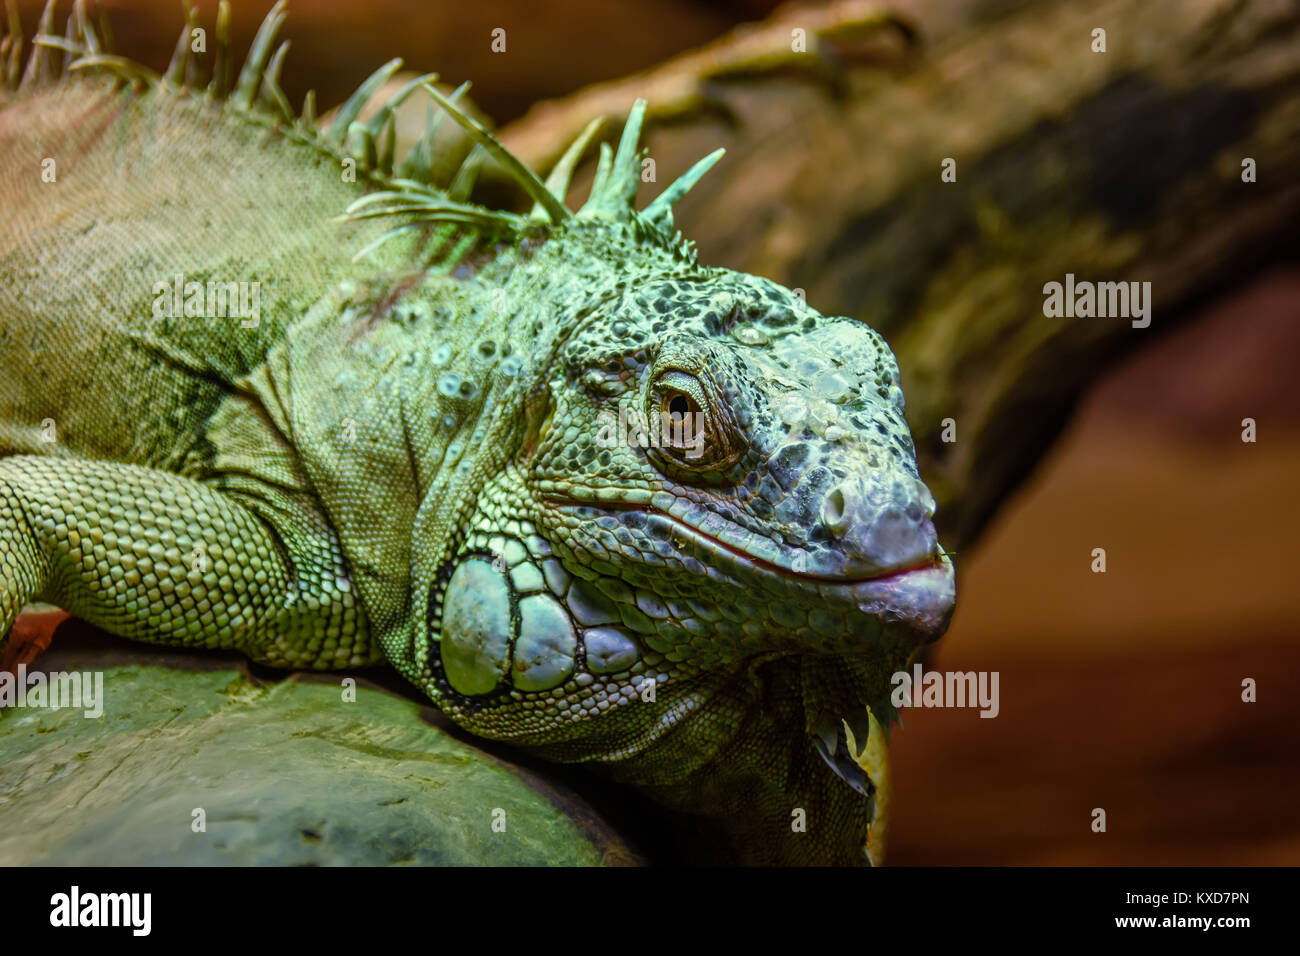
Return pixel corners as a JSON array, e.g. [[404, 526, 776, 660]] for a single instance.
[[851, 551, 956, 644], [595, 558, 950, 865]]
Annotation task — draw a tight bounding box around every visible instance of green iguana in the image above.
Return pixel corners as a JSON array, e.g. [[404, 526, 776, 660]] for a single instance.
[[0, 0, 954, 865]]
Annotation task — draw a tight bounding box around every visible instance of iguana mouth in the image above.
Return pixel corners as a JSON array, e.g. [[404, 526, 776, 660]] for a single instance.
[[681, 509, 939, 585], [543, 498, 954, 639], [545, 498, 937, 580]]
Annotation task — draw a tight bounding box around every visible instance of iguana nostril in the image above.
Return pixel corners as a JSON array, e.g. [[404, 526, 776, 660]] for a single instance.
[[821, 484, 852, 536]]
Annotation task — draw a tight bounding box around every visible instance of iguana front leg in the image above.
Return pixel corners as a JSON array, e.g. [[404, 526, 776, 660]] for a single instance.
[[0, 455, 375, 670]]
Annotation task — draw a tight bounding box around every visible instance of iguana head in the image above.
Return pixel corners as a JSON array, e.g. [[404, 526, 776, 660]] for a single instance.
[[418, 216, 953, 861], [386, 99, 955, 861], [520, 236, 954, 725]]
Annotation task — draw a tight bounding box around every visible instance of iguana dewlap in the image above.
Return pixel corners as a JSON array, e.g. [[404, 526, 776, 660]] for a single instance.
[[0, 1, 954, 865]]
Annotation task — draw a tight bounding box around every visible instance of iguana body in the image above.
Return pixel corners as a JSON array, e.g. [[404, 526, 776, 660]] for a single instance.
[[0, 1, 954, 864]]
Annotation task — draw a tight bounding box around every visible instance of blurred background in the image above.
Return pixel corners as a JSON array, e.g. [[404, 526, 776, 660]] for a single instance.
[[889, 266, 1300, 864], [12, 0, 1297, 864]]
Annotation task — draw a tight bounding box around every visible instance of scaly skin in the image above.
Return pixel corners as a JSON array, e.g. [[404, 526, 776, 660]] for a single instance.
[[0, 2, 954, 864]]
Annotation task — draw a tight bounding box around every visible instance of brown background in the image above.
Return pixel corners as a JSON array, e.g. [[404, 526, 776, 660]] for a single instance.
[[889, 265, 1299, 864]]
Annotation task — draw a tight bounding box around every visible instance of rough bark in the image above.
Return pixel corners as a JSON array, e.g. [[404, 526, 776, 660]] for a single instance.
[[498, 0, 1300, 550]]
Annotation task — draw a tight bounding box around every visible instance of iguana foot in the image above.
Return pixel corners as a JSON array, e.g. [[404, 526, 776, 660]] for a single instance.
[[0, 608, 66, 676]]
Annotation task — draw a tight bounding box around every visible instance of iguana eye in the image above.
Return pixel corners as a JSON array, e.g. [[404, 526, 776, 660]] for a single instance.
[[647, 370, 742, 474]]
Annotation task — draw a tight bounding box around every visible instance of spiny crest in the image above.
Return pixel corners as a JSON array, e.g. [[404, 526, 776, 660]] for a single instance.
[[1, 0, 724, 261]]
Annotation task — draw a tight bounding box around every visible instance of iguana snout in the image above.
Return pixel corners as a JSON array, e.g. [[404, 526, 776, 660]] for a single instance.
[[819, 473, 939, 578]]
